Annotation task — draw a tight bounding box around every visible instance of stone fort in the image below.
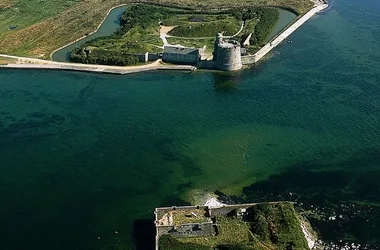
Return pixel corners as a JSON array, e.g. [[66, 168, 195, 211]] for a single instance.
[[162, 33, 243, 71], [213, 33, 242, 71]]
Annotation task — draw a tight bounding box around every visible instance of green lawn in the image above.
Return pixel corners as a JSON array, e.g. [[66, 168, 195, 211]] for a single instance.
[[167, 37, 214, 52], [0, 0, 80, 34], [168, 18, 241, 38]]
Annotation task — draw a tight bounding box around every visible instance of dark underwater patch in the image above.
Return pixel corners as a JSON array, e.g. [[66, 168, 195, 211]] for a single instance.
[[0, 113, 67, 148], [238, 150, 380, 247], [133, 219, 156, 250], [176, 181, 193, 192], [212, 72, 241, 93], [159, 196, 191, 207]]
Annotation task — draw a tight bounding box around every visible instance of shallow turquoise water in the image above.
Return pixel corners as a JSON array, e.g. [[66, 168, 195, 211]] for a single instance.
[[1, 0, 380, 249]]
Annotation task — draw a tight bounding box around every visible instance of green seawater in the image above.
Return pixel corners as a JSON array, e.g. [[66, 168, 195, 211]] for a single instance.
[[1, 0, 380, 249]]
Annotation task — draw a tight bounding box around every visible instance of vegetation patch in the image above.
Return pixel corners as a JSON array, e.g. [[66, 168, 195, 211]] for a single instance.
[[67, 4, 284, 65], [232, 7, 280, 46], [160, 235, 213, 250], [166, 37, 215, 53], [0, 56, 17, 65], [188, 16, 208, 22], [168, 19, 241, 37], [70, 48, 139, 66]]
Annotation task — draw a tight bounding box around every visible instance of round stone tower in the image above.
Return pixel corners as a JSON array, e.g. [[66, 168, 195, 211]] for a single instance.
[[214, 40, 242, 71], [213, 33, 224, 61]]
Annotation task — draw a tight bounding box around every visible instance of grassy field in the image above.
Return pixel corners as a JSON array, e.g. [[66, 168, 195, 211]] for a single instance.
[[0, 56, 17, 65], [168, 18, 241, 37], [83, 25, 163, 53], [0, 0, 313, 58], [161, 13, 232, 26], [167, 37, 215, 53]]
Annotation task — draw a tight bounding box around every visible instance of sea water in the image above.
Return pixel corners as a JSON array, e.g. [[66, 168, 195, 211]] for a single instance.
[[0, 0, 379, 249]]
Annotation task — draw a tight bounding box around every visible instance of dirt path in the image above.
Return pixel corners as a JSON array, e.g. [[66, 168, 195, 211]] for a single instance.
[[159, 25, 176, 46]]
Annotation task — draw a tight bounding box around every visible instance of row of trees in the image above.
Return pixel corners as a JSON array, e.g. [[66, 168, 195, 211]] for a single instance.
[[70, 48, 139, 66], [248, 203, 309, 249], [251, 8, 279, 45], [119, 5, 171, 35]]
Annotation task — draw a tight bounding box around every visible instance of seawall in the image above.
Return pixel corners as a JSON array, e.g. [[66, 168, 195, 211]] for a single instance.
[[0, 54, 195, 74], [252, 3, 328, 63]]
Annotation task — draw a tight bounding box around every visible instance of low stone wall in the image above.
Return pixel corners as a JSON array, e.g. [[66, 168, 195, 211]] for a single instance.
[[127, 52, 160, 62], [148, 53, 160, 61], [197, 60, 215, 69], [241, 55, 256, 65]]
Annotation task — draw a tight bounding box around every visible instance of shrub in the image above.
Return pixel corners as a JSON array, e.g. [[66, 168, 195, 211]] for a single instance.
[[70, 48, 139, 66]]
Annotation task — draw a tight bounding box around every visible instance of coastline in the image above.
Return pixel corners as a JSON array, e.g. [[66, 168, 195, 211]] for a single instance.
[[0, 55, 196, 74], [0, 2, 328, 75]]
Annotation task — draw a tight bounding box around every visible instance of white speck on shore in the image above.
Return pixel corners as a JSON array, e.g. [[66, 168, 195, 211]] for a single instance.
[[301, 222, 316, 249], [203, 197, 225, 208]]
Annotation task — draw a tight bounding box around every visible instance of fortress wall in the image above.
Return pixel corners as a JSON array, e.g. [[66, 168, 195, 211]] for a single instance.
[[253, 4, 328, 64], [241, 55, 256, 65], [215, 45, 242, 71], [148, 53, 160, 61]]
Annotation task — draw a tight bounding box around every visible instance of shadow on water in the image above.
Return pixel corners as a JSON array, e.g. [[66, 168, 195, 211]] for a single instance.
[[242, 149, 380, 204], [159, 196, 191, 207], [133, 219, 156, 250], [211, 71, 242, 93], [239, 149, 380, 246], [131, 197, 191, 250]]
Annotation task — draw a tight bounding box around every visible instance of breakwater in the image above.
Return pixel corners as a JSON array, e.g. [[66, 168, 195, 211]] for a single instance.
[[245, 3, 328, 64]]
